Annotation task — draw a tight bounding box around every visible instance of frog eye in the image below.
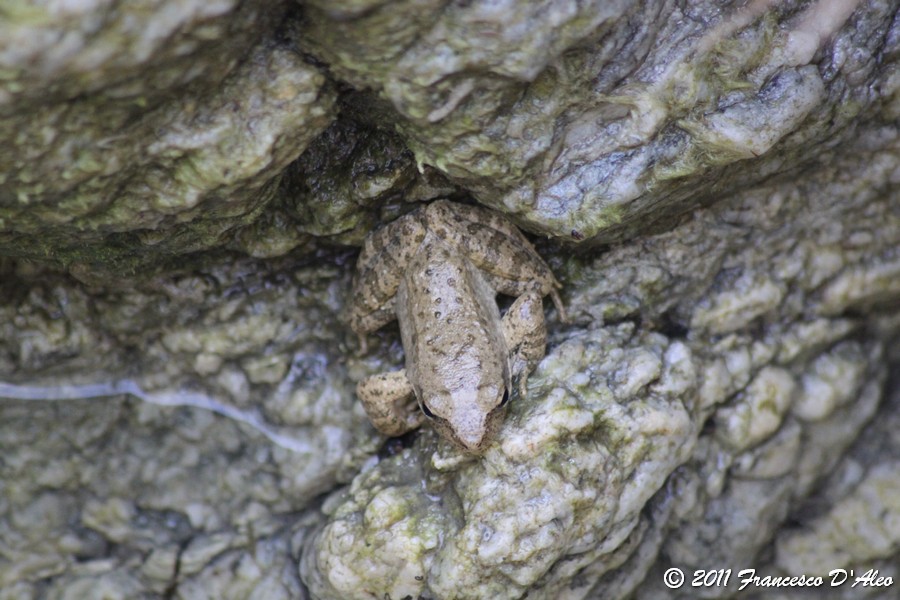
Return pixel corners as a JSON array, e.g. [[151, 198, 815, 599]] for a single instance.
[[421, 402, 436, 419], [499, 388, 510, 407]]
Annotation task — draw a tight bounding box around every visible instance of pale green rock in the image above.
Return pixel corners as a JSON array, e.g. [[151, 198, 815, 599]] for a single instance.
[[304, 327, 699, 600], [714, 366, 796, 452], [0, 1, 336, 274], [0, 1, 898, 599], [777, 464, 900, 573]]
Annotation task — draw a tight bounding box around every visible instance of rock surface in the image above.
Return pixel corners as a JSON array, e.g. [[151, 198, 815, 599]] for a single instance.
[[1, 1, 898, 599]]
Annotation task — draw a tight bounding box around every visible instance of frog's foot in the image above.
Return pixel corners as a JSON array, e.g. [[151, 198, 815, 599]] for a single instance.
[[349, 301, 397, 350], [478, 271, 568, 325], [356, 370, 425, 437], [502, 290, 548, 398], [353, 305, 395, 355]]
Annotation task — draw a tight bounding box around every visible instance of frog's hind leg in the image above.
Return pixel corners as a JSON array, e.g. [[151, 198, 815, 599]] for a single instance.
[[501, 290, 548, 398], [349, 210, 427, 334], [356, 370, 425, 437], [427, 199, 536, 255], [428, 201, 548, 273], [427, 201, 568, 322], [352, 303, 397, 354], [483, 272, 568, 323]]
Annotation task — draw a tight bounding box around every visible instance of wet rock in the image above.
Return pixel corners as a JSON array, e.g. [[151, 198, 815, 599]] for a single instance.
[[1, 1, 898, 599]]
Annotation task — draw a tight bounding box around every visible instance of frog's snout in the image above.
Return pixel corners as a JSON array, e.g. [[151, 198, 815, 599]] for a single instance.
[[454, 425, 487, 452]]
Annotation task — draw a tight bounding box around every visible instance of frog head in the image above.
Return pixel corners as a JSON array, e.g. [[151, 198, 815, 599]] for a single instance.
[[417, 382, 510, 453]]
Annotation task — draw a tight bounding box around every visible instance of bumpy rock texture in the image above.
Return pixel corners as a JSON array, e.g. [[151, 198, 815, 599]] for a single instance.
[[1, 1, 898, 599]]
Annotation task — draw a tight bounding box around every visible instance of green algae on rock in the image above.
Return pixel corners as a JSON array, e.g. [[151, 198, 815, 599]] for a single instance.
[[1, 1, 899, 598]]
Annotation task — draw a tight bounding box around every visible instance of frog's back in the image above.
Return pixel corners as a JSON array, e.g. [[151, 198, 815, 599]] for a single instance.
[[396, 239, 509, 404]]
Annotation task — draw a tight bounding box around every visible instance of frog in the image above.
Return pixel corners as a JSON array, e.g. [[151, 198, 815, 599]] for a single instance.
[[348, 200, 567, 453]]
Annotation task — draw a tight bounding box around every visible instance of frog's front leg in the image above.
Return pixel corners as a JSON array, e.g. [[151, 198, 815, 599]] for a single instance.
[[356, 370, 425, 437], [502, 290, 548, 398]]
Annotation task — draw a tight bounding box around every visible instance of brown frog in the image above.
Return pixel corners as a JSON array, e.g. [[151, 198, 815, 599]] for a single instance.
[[348, 200, 566, 452]]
